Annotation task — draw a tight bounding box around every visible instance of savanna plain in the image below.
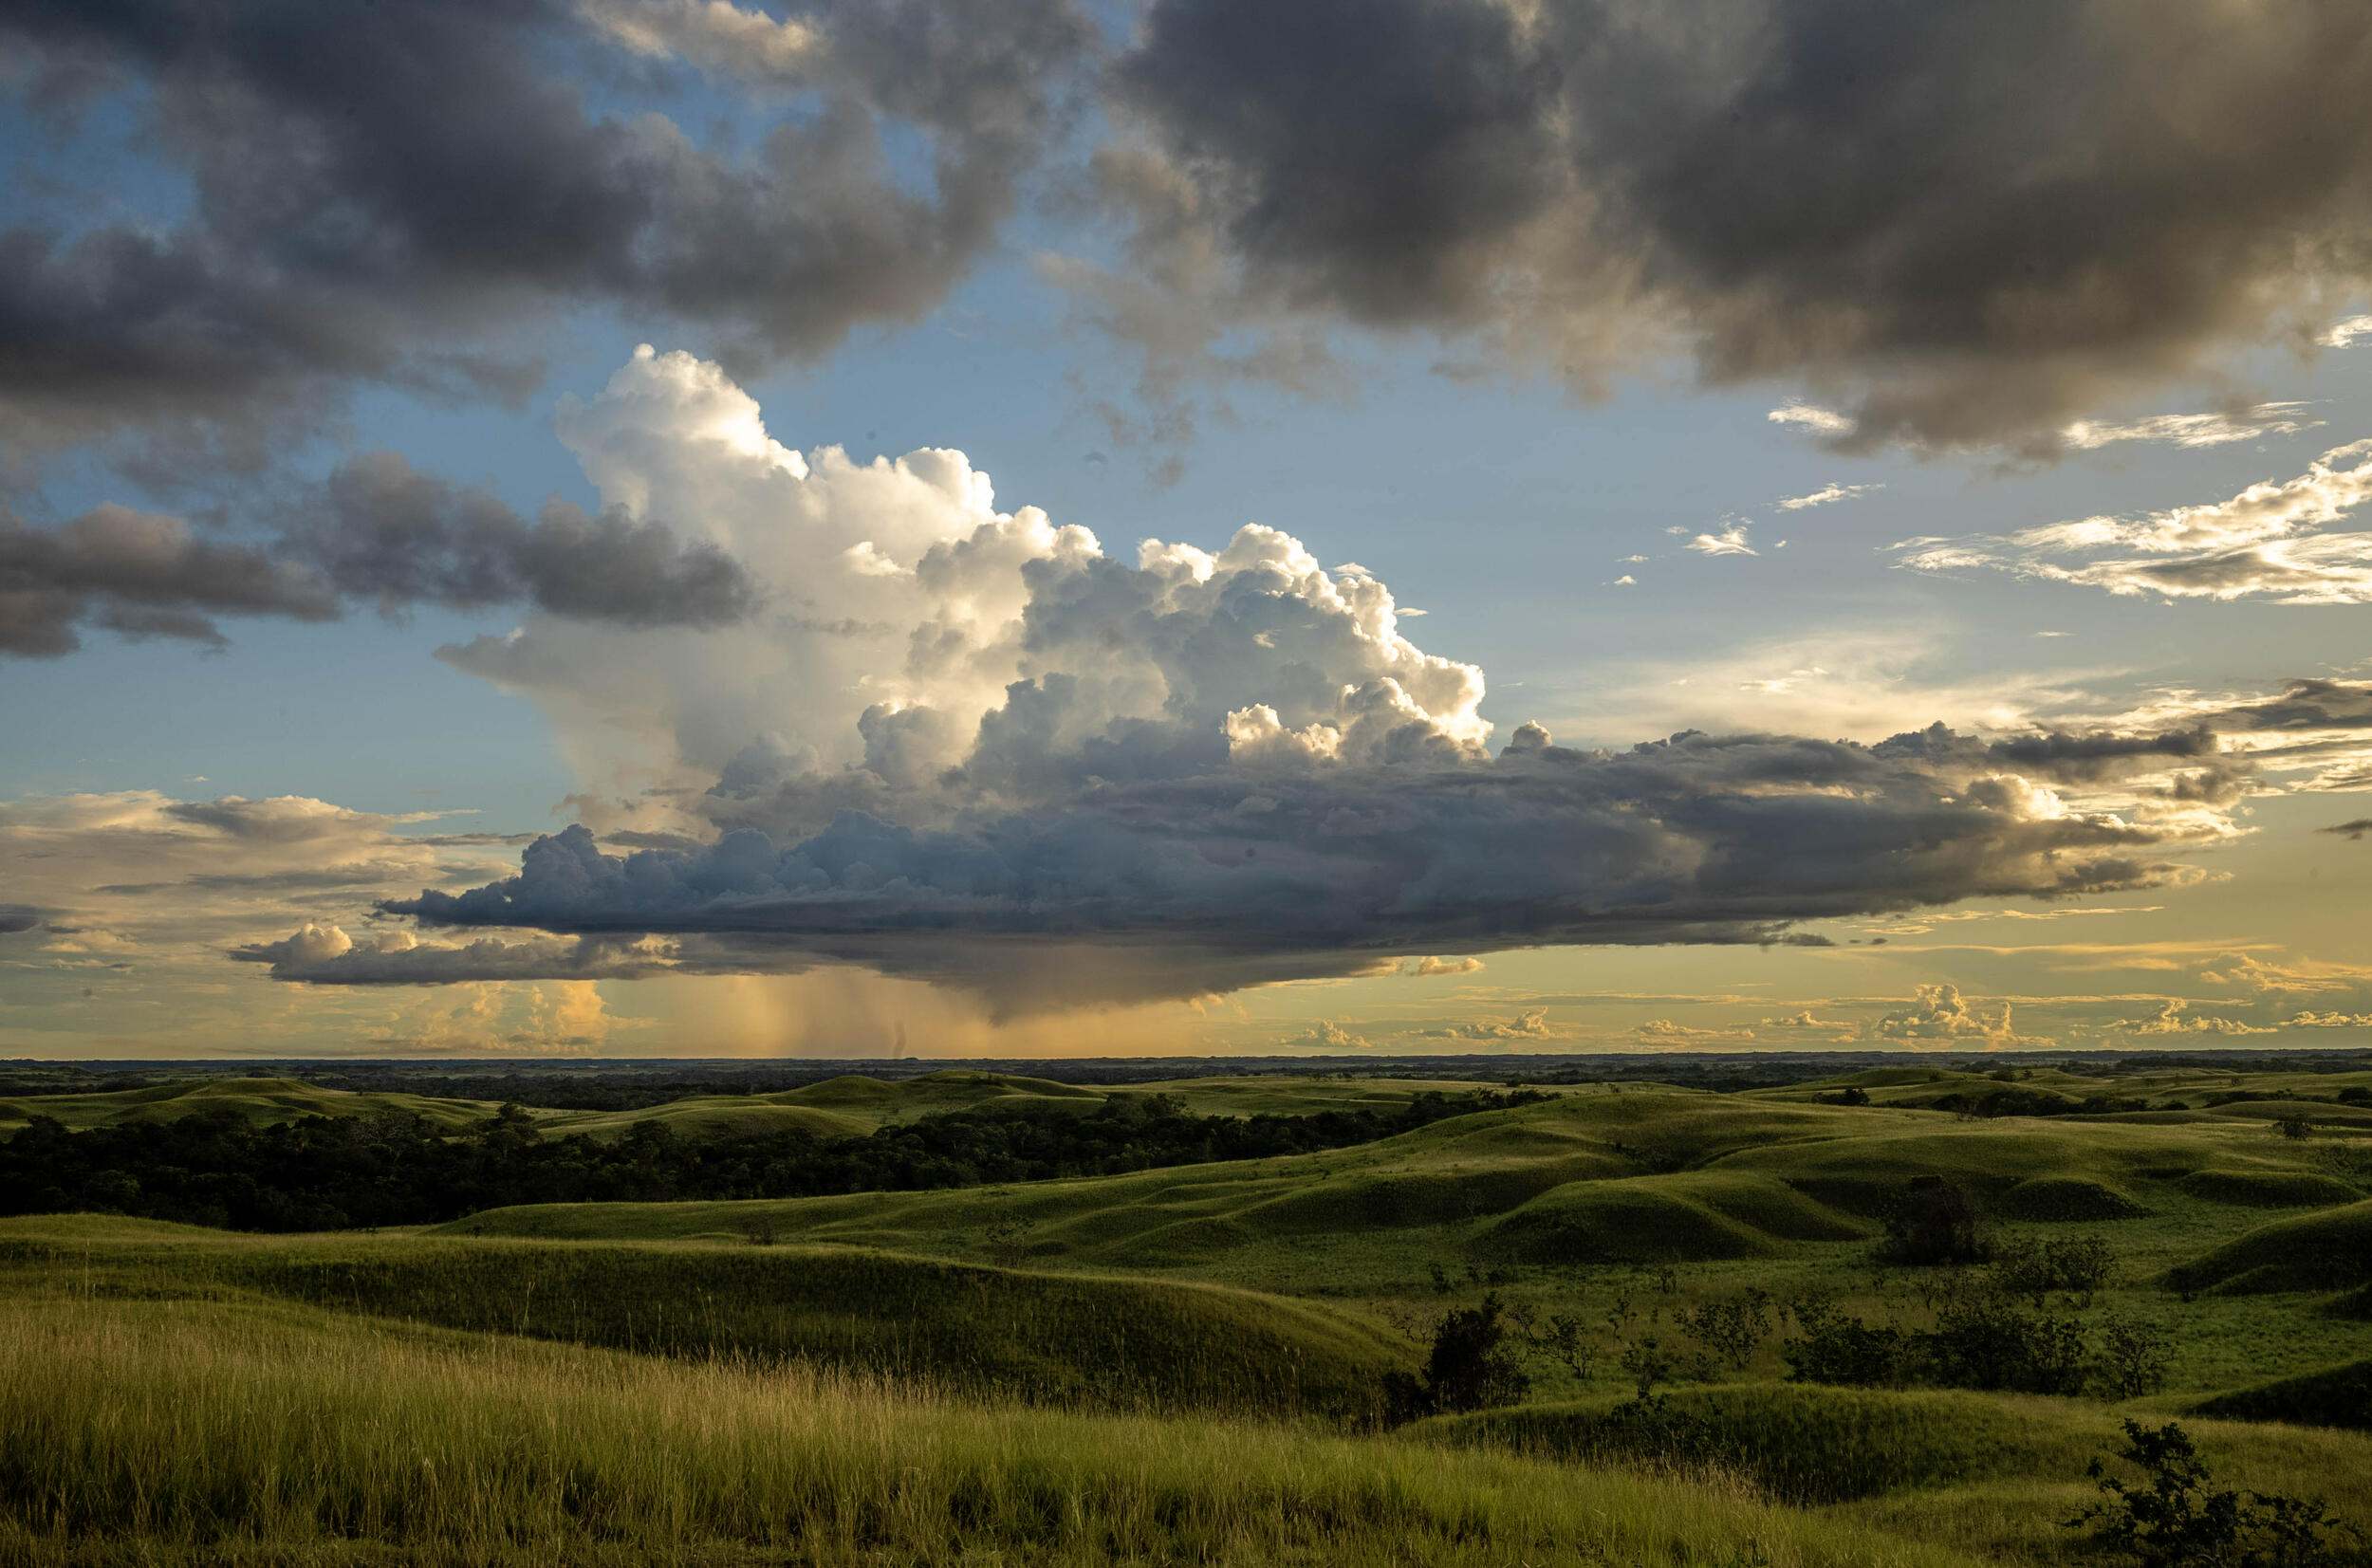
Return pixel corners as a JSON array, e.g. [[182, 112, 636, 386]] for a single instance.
[[3, 1054, 2369, 1567]]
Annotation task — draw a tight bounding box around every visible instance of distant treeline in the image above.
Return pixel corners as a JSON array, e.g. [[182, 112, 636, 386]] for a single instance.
[[0, 1089, 1541, 1232]]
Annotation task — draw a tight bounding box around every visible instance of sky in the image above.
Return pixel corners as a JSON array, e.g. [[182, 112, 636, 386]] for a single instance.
[[4, 0, 2372, 1060]]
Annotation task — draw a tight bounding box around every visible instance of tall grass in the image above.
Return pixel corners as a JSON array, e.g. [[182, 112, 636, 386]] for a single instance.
[[0, 1296, 1981, 1567]]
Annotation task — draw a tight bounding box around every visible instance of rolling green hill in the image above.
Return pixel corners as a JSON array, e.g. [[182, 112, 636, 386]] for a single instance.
[[0, 1075, 496, 1134]]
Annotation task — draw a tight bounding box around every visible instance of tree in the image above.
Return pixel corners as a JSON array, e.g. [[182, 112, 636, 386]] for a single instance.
[[1385, 1293, 1531, 1422], [1877, 1178, 1989, 1265]]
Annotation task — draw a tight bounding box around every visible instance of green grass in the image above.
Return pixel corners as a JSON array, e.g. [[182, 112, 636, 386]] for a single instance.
[[2164, 1199, 2372, 1294], [0, 1217, 1402, 1420], [0, 1293, 1989, 1567], [2175, 1168, 2366, 1207], [2193, 1358, 2372, 1432], [1474, 1172, 1867, 1265], [0, 1076, 496, 1134], [1425, 1381, 2372, 1507], [12, 1072, 2372, 1563], [0, 1067, 1521, 1144]]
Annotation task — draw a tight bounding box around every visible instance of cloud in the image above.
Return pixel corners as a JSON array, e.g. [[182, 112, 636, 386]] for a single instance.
[[1402, 954, 1486, 978], [1063, 0, 2372, 455], [0, 905, 41, 935], [1685, 523, 1758, 558], [1769, 404, 1856, 437], [230, 923, 675, 985], [2, 448, 759, 656], [1874, 983, 2048, 1049], [2113, 998, 2275, 1037], [2290, 1011, 2372, 1029], [1422, 1009, 1559, 1042], [1760, 1009, 1849, 1030], [1282, 1019, 1373, 1049], [1893, 440, 2372, 604], [1776, 483, 1881, 511], [140, 347, 2245, 1013], [2325, 316, 2372, 349], [1634, 1018, 1756, 1046], [2320, 819, 2372, 839], [0, 0, 1092, 470], [2058, 402, 2323, 452]]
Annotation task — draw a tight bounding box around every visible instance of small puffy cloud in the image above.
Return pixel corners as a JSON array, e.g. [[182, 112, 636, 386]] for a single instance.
[[1635, 1018, 1757, 1046], [1769, 405, 1857, 438], [2289, 1010, 2372, 1028], [1609, 574, 1638, 586], [1283, 1019, 1373, 1050], [1761, 1009, 1850, 1030], [1401, 954, 1485, 978], [1777, 483, 1882, 511], [2114, 998, 2275, 1037], [1685, 523, 1758, 557], [1874, 984, 2048, 1050], [1422, 1009, 1559, 1042]]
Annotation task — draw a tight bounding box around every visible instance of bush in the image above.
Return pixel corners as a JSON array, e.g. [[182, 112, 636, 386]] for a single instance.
[[1924, 1280, 2088, 1395], [1876, 1179, 1989, 1266], [1781, 1296, 1909, 1388], [1992, 1234, 2116, 1306], [1385, 1293, 1530, 1423], [1677, 1288, 1773, 1374], [2066, 1419, 2363, 1566]]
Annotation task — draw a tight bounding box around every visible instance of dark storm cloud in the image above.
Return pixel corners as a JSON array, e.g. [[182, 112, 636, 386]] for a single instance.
[[2321, 820, 2372, 841], [0, 506, 338, 657], [0, 0, 1092, 464], [1097, 0, 2372, 451], [0, 452, 758, 656], [369, 727, 2209, 1004], [0, 905, 43, 935]]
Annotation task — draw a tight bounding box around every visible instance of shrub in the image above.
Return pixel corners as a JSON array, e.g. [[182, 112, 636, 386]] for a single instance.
[[2066, 1419, 2363, 1566], [2094, 1317, 2174, 1400], [1781, 1296, 1909, 1388], [1677, 1288, 1774, 1374], [1619, 1335, 1675, 1400], [1992, 1234, 2116, 1306], [1537, 1313, 1594, 1381], [1875, 1179, 1989, 1266], [1924, 1279, 2088, 1395], [1385, 1294, 1531, 1423]]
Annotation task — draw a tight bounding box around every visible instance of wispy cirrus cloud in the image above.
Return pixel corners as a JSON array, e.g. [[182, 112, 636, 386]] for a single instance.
[[1891, 439, 2372, 604]]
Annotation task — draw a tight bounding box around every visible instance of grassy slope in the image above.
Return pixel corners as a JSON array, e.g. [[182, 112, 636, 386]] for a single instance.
[[443, 1087, 2372, 1397], [0, 1215, 1401, 1419], [0, 1068, 1510, 1142], [0, 1075, 495, 1134], [10, 1077, 2372, 1563], [2163, 1199, 2372, 1293], [1425, 1381, 2372, 1508], [0, 1291, 1989, 1568]]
